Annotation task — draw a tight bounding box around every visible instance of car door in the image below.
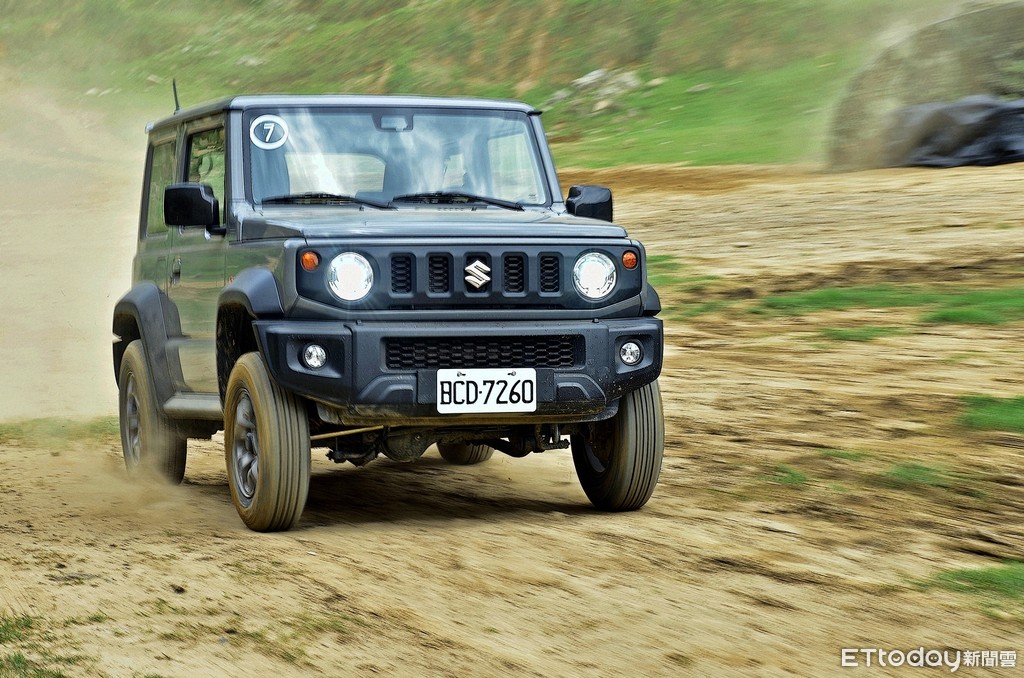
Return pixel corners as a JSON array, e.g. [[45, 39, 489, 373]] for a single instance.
[[166, 120, 228, 394], [135, 134, 177, 291]]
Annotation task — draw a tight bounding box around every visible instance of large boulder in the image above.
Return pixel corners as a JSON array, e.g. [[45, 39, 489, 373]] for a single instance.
[[830, 2, 1024, 170]]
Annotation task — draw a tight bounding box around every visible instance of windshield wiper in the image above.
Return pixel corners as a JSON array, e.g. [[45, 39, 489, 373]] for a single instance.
[[261, 192, 392, 209], [389, 191, 524, 211]]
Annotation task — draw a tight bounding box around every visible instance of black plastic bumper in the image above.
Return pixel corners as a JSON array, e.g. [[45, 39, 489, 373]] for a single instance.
[[253, 318, 663, 425]]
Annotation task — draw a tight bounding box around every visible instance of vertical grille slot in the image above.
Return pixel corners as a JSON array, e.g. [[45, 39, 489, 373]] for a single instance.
[[503, 254, 526, 293], [391, 255, 413, 294], [428, 255, 450, 293], [540, 254, 560, 293]]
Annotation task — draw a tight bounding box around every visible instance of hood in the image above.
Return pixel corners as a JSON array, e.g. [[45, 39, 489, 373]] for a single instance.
[[237, 206, 628, 240]]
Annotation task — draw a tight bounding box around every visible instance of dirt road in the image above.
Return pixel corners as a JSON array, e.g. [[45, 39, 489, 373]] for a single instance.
[[1, 77, 1023, 675]]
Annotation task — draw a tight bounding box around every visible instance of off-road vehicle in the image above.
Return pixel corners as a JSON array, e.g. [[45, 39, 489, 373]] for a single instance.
[[113, 95, 664, 531]]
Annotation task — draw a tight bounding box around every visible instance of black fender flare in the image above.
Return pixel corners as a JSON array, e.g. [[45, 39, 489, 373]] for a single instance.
[[216, 268, 285, 398], [218, 267, 284, 318], [111, 282, 180, 407], [642, 284, 661, 316]]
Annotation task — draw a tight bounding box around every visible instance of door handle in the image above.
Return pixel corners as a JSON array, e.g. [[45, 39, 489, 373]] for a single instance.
[[170, 257, 182, 286]]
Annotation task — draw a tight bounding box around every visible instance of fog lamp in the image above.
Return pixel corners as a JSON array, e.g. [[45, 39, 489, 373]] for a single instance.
[[619, 341, 643, 366], [302, 344, 328, 370]]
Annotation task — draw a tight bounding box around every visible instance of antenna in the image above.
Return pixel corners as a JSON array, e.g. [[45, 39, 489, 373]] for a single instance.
[[172, 79, 181, 113]]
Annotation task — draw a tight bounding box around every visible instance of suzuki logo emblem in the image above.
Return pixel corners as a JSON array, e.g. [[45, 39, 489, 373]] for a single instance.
[[465, 259, 491, 289]]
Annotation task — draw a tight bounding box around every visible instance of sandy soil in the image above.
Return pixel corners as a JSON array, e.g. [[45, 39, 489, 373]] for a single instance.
[[1, 77, 1023, 676]]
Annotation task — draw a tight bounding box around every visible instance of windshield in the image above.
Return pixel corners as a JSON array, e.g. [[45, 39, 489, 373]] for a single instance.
[[244, 107, 549, 207]]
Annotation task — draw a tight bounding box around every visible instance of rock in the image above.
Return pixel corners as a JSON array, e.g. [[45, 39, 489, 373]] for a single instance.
[[543, 88, 571, 108], [592, 99, 619, 114], [687, 83, 713, 94], [598, 71, 642, 99], [572, 69, 607, 90], [647, 77, 668, 88], [237, 55, 267, 67], [145, 75, 163, 85]]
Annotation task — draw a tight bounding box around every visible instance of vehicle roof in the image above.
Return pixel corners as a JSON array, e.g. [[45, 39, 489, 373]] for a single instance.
[[147, 94, 539, 133]]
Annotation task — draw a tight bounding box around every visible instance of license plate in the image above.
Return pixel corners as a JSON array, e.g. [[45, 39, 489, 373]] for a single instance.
[[436, 368, 537, 414]]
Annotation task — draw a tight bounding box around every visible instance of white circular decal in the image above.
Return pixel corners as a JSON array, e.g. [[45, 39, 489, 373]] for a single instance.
[[249, 115, 289, 150]]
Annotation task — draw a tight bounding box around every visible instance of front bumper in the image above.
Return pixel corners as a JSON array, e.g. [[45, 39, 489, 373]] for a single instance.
[[254, 318, 663, 426]]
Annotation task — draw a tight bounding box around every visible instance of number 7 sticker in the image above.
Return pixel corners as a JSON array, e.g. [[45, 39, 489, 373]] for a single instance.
[[249, 114, 288, 150]]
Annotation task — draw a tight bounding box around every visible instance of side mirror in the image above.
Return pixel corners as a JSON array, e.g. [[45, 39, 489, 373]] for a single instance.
[[566, 185, 613, 222], [165, 183, 220, 228]]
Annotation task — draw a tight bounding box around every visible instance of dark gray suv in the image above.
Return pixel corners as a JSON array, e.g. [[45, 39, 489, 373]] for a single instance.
[[113, 95, 664, 531]]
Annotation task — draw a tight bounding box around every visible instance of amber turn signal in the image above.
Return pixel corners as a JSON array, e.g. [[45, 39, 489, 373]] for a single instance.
[[301, 251, 321, 272], [622, 250, 638, 270]]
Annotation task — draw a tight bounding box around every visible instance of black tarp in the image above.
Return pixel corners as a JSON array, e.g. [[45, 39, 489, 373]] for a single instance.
[[886, 95, 1024, 167]]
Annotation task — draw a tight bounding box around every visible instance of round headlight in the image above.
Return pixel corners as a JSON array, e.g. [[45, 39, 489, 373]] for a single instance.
[[327, 252, 373, 301], [573, 252, 617, 300]]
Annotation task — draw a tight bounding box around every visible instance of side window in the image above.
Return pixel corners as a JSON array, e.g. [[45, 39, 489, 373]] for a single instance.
[[144, 141, 176, 238], [187, 127, 226, 220]]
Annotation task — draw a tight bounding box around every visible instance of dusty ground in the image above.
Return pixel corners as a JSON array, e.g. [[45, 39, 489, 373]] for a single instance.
[[1, 75, 1023, 676]]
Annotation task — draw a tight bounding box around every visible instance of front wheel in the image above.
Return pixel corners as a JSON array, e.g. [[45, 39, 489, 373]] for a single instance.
[[224, 353, 310, 532], [571, 380, 664, 511]]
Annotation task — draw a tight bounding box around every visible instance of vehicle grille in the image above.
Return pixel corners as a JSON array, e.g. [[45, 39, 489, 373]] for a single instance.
[[503, 254, 526, 293], [391, 255, 413, 294], [385, 335, 583, 369], [385, 250, 570, 305], [540, 254, 560, 293], [428, 255, 450, 293]]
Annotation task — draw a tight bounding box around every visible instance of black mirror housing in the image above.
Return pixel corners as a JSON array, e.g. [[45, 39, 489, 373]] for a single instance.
[[566, 185, 613, 222], [165, 183, 220, 228]]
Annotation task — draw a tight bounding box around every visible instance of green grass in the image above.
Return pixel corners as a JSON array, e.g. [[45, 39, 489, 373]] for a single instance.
[[767, 464, 809, 486], [932, 562, 1024, 599], [960, 395, 1024, 433], [757, 284, 1024, 325], [646, 254, 685, 289], [0, 617, 33, 645], [0, 417, 119, 447], [758, 285, 941, 314], [0, 653, 67, 678], [645, 254, 734, 318], [0, 615, 84, 678], [882, 463, 946, 489], [818, 326, 903, 342], [550, 57, 861, 166], [819, 448, 867, 461], [920, 562, 1024, 624], [0, 0, 944, 167], [919, 287, 1024, 325]]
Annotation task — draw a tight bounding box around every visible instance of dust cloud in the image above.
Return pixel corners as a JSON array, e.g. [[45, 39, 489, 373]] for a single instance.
[[0, 67, 143, 421]]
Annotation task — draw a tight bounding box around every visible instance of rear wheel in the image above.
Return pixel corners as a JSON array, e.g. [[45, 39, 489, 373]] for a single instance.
[[436, 442, 494, 465], [118, 340, 187, 483], [571, 380, 664, 511], [224, 353, 310, 532]]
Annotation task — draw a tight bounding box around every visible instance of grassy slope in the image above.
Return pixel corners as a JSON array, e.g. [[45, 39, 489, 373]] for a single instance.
[[0, 0, 946, 166]]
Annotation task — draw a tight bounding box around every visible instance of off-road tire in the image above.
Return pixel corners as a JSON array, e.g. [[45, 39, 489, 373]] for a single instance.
[[436, 442, 495, 465], [571, 380, 664, 511], [118, 340, 187, 483], [224, 353, 310, 532]]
